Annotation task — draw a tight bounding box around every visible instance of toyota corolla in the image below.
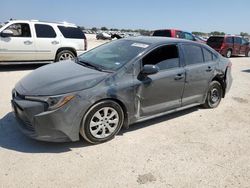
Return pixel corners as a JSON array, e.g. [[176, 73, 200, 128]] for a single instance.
[[11, 37, 232, 144]]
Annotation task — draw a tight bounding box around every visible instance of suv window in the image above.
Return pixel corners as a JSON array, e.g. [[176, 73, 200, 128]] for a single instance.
[[35, 24, 56, 38], [226, 37, 233, 43], [203, 48, 213, 62], [184, 32, 195, 41], [242, 38, 249, 45], [142, 45, 179, 70], [183, 44, 203, 65], [234, 37, 242, 44], [5, 23, 31, 37], [58, 26, 86, 39], [152, 30, 171, 37]]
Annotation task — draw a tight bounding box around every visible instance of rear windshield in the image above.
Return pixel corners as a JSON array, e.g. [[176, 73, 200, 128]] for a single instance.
[[207, 37, 224, 48], [58, 26, 86, 39], [207, 37, 224, 44], [152, 30, 171, 37]]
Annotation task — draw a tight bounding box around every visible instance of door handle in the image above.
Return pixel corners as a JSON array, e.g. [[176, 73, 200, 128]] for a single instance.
[[206, 66, 213, 72], [24, 40, 32, 45], [51, 41, 59, 45], [174, 73, 184, 80]]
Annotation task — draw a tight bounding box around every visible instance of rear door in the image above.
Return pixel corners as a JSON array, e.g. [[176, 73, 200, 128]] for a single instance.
[[34, 23, 60, 61], [240, 38, 248, 55], [233, 37, 241, 55], [181, 44, 217, 106], [0, 22, 36, 61], [136, 44, 185, 116]]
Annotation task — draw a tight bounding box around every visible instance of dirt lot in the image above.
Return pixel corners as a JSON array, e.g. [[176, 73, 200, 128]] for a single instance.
[[0, 36, 250, 188]]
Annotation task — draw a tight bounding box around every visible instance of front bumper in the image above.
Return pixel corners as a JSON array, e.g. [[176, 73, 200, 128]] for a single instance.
[[11, 93, 85, 142]]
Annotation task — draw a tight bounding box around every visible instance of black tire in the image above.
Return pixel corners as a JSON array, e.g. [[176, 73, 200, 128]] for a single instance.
[[202, 81, 223, 108], [80, 100, 124, 144], [55, 50, 75, 62], [225, 49, 232, 58], [246, 50, 250, 57]]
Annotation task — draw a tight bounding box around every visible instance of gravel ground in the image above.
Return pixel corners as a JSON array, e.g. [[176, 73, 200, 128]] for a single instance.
[[0, 37, 250, 187]]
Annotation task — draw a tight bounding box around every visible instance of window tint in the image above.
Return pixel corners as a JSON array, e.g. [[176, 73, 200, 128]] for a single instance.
[[35, 24, 56, 38], [183, 44, 203, 65], [152, 30, 171, 37], [226, 37, 233, 43], [203, 48, 213, 62], [58, 26, 86, 39], [176, 31, 184, 39], [5, 23, 31, 37], [234, 37, 242, 44], [142, 45, 179, 70], [184, 32, 194, 41]]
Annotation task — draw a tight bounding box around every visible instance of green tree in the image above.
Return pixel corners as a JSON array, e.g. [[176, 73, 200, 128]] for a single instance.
[[210, 31, 225, 36], [91, 27, 98, 32], [101, 27, 108, 31], [240, 32, 249, 37]]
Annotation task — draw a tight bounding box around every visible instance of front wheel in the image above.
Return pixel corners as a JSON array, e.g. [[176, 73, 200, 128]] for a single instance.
[[202, 81, 223, 108], [80, 100, 124, 144], [225, 49, 232, 58]]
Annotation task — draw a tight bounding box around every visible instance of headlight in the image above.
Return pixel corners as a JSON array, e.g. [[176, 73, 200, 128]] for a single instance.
[[25, 94, 75, 111]]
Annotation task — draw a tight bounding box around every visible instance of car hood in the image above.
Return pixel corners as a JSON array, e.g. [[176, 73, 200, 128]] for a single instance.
[[15, 61, 109, 96]]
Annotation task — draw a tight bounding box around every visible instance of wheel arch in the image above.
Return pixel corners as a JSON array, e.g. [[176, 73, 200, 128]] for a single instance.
[[211, 75, 226, 98]]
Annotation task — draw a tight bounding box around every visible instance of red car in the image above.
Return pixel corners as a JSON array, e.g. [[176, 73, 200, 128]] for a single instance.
[[207, 35, 250, 58], [152, 29, 205, 43]]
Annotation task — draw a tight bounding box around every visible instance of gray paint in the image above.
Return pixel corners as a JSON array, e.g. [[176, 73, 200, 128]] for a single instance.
[[11, 37, 232, 142]]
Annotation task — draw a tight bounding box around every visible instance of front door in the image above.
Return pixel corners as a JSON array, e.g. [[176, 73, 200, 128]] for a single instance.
[[0, 22, 36, 61], [135, 44, 185, 117]]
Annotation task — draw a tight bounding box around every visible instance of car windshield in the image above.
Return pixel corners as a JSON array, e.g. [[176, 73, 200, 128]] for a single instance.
[[0, 21, 8, 28], [78, 39, 149, 71]]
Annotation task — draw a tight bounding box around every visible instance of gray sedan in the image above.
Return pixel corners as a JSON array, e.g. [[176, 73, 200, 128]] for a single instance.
[[11, 37, 232, 144]]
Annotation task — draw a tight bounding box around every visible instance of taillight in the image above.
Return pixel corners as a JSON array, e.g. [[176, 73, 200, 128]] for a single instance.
[[220, 43, 225, 50]]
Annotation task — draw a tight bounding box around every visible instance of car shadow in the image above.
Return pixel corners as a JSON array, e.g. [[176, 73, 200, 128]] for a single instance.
[[0, 112, 91, 153], [242, 69, 250, 73], [0, 63, 48, 72], [0, 107, 200, 153], [119, 106, 199, 135]]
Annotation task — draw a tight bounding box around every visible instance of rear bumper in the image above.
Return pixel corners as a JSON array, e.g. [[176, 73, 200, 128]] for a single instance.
[[11, 96, 85, 142]]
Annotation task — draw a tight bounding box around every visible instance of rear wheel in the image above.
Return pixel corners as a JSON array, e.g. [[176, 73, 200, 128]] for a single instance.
[[202, 81, 223, 108], [80, 100, 124, 144], [55, 50, 75, 62], [226, 49, 232, 58], [246, 50, 250, 57]]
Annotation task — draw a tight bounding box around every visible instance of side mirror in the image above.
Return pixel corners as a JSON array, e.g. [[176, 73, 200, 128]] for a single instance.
[[141, 64, 159, 75], [1, 29, 14, 37]]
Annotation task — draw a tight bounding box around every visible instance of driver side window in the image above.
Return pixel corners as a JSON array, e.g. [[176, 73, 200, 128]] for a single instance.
[[142, 45, 180, 70], [4, 23, 31, 37]]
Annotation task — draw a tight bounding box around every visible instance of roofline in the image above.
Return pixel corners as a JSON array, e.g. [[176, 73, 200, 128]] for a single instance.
[[7, 19, 76, 26]]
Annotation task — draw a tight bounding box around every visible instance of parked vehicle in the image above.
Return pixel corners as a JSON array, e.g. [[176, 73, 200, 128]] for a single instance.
[[12, 37, 232, 144], [152, 29, 203, 43], [0, 20, 87, 64], [207, 35, 250, 58], [96, 32, 112, 40]]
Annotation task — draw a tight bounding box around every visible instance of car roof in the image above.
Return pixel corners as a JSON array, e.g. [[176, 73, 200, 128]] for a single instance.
[[7, 19, 77, 27], [124, 36, 197, 45]]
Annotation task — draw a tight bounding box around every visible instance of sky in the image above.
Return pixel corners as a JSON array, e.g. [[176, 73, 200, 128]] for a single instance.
[[1, 0, 249, 34]]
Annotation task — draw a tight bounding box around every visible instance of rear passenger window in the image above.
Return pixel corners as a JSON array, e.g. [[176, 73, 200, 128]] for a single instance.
[[235, 37, 242, 44], [183, 44, 203, 65], [203, 48, 213, 62], [142, 45, 179, 70], [58, 26, 86, 39], [35, 24, 56, 38]]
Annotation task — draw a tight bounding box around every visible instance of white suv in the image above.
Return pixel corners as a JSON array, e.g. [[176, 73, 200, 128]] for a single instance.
[[0, 20, 87, 64]]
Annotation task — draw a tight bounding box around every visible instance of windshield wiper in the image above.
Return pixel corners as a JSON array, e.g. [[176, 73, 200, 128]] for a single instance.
[[77, 59, 113, 73]]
